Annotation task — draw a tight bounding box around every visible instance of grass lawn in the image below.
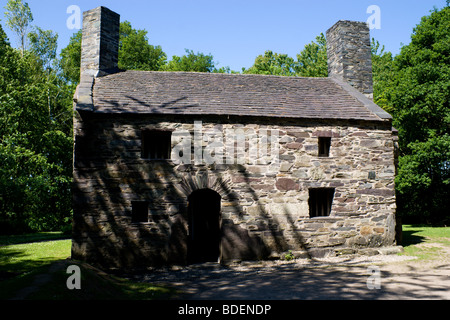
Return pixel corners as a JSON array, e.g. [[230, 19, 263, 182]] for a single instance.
[[0, 238, 71, 274], [400, 225, 450, 260], [0, 232, 176, 300]]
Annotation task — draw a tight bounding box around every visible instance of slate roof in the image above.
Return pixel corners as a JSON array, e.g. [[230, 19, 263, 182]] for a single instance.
[[75, 70, 392, 122]]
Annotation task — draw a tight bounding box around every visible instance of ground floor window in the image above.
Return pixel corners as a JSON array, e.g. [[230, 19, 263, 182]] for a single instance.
[[132, 200, 149, 222], [308, 188, 335, 218]]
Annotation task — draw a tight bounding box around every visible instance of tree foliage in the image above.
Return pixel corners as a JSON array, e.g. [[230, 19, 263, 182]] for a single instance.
[[28, 26, 58, 70], [1, 6, 73, 234], [3, 0, 33, 55], [118, 21, 166, 71], [295, 33, 328, 77], [243, 33, 327, 77], [59, 22, 220, 85], [396, 134, 450, 224], [390, 6, 449, 150], [59, 30, 81, 84], [243, 50, 296, 76], [389, 6, 450, 224], [371, 39, 395, 113], [161, 49, 215, 73]]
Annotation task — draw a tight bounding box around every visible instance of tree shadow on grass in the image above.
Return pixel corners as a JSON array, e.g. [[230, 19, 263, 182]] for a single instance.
[[0, 232, 70, 246], [401, 228, 426, 248]]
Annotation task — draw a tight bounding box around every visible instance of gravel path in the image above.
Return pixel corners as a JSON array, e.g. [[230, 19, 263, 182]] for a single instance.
[[126, 250, 450, 300], [8, 243, 449, 300]]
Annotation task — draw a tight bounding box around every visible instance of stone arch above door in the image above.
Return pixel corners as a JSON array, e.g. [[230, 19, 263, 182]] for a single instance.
[[175, 170, 233, 200]]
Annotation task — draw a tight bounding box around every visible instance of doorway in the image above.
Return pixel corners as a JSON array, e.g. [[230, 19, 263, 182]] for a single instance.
[[188, 189, 221, 264]]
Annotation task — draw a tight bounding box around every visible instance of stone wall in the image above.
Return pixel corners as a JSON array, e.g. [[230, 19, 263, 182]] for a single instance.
[[72, 113, 397, 268]]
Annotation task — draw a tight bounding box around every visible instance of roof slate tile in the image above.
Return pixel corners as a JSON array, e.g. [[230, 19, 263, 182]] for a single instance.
[[87, 70, 391, 122]]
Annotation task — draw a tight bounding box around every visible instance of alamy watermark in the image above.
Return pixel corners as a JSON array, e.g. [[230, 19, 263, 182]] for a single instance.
[[366, 266, 381, 290], [171, 121, 279, 165], [66, 265, 81, 290], [367, 5, 381, 30], [66, 5, 382, 31], [66, 5, 81, 30]]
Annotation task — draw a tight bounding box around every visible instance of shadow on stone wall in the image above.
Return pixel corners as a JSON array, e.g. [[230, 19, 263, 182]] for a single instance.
[[72, 111, 320, 270], [72, 106, 397, 270]]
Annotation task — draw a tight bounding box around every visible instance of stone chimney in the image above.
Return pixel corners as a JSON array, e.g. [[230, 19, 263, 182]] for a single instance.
[[80, 6, 120, 78], [326, 20, 373, 99]]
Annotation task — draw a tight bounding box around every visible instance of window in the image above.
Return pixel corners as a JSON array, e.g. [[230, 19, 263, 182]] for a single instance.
[[141, 130, 172, 160], [132, 201, 149, 223], [308, 188, 335, 218], [318, 137, 331, 157]]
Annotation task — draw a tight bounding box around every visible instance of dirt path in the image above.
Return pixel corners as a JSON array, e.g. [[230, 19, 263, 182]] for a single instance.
[[374, 241, 450, 299], [10, 261, 68, 300], [127, 246, 450, 300]]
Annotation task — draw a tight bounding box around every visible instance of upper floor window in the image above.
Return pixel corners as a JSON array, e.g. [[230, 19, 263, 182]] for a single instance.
[[318, 137, 331, 157], [141, 129, 172, 160]]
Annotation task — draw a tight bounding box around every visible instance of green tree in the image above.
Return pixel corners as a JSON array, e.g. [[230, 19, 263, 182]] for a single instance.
[[391, 7, 449, 149], [295, 33, 328, 77], [0, 20, 73, 234], [0, 21, 10, 54], [60, 22, 167, 84], [119, 21, 166, 71], [59, 30, 81, 84], [243, 50, 296, 76], [390, 6, 450, 224], [243, 33, 397, 83], [396, 135, 450, 225], [3, 0, 33, 55], [371, 39, 395, 113], [162, 49, 215, 72], [212, 66, 240, 74], [243, 34, 328, 77], [28, 26, 58, 70]]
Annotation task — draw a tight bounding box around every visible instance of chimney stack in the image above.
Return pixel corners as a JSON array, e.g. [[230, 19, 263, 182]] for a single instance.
[[326, 20, 373, 99], [80, 6, 120, 78]]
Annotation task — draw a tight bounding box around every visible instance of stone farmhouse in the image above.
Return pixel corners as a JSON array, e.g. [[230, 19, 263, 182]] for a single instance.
[[72, 6, 399, 269]]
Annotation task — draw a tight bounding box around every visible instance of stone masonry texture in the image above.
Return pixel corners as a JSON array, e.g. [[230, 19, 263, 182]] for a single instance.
[[80, 6, 120, 78], [327, 20, 374, 99], [72, 114, 397, 268]]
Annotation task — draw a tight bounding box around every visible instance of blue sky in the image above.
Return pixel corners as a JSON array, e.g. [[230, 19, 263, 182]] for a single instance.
[[0, 0, 447, 71]]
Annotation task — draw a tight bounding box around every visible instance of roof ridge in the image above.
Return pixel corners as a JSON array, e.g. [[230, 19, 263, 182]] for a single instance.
[[117, 69, 332, 81]]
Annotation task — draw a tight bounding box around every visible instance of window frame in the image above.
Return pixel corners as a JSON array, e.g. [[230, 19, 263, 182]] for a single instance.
[[318, 136, 331, 157], [308, 188, 335, 218], [141, 129, 172, 160]]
